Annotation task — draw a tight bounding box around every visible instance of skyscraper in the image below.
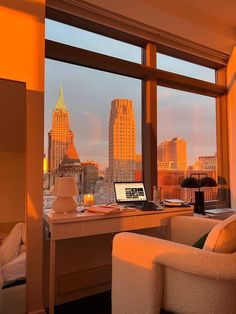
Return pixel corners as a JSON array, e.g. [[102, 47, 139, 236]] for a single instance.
[[82, 160, 99, 193], [157, 137, 187, 200], [48, 87, 74, 172], [157, 137, 187, 171], [108, 98, 136, 182]]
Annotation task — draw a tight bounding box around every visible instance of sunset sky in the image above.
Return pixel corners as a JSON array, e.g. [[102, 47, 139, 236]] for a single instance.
[[45, 19, 216, 170]]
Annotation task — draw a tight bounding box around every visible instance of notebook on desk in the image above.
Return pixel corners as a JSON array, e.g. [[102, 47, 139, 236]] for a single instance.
[[114, 182, 162, 210], [205, 208, 234, 215]]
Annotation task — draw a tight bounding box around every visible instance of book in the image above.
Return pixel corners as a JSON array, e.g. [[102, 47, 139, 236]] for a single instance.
[[86, 205, 120, 215], [163, 199, 185, 207], [205, 208, 234, 215]]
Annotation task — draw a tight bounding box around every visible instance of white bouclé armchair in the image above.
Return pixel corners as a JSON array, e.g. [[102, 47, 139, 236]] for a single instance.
[[112, 215, 236, 314]]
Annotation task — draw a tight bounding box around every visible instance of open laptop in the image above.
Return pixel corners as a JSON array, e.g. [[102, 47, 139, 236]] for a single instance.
[[114, 182, 162, 210]]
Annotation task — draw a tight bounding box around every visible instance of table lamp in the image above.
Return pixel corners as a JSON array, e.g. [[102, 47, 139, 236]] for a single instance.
[[181, 173, 217, 215], [51, 177, 78, 213]]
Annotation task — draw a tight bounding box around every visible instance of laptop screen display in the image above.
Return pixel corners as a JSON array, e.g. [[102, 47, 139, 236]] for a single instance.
[[114, 182, 147, 203]]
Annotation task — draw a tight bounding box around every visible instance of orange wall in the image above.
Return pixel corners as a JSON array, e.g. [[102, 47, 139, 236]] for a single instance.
[[0, 1, 45, 313], [227, 46, 236, 209], [0, 152, 25, 222], [72, 0, 236, 54], [0, 79, 26, 224]]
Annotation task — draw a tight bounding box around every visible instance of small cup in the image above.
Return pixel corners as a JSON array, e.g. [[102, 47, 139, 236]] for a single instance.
[[153, 186, 162, 203]]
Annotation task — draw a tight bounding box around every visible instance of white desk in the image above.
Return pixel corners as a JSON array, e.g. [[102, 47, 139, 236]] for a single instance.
[[44, 206, 193, 314]]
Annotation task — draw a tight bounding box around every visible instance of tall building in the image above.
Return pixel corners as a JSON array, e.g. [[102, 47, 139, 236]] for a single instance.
[[192, 155, 216, 172], [43, 154, 48, 174], [43, 154, 49, 190], [82, 160, 99, 193], [157, 137, 187, 171], [108, 98, 136, 182], [134, 154, 142, 181], [48, 87, 73, 172], [157, 137, 187, 200]]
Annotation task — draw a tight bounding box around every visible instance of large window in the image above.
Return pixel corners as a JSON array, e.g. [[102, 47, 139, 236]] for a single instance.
[[44, 11, 228, 209], [157, 87, 217, 201], [44, 58, 141, 206]]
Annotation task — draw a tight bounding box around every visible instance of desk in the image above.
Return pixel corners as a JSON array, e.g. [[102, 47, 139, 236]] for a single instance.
[[44, 206, 193, 314]]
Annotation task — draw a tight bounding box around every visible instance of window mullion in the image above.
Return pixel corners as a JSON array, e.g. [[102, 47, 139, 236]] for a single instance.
[[216, 67, 230, 206], [142, 43, 157, 200]]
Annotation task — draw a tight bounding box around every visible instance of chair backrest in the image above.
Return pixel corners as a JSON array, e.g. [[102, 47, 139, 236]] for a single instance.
[[204, 214, 236, 253], [169, 216, 219, 246]]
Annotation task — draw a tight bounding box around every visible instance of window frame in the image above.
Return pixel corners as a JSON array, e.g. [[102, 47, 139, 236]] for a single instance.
[[45, 7, 229, 207]]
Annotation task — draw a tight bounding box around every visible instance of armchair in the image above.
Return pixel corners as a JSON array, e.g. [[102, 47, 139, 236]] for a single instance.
[[112, 216, 236, 314]]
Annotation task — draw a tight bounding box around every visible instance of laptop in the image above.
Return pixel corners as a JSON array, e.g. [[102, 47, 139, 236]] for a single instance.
[[114, 182, 162, 210]]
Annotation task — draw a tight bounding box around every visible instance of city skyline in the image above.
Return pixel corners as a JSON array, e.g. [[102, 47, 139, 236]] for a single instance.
[[45, 64, 142, 170], [45, 82, 216, 169], [44, 89, 217, 203]]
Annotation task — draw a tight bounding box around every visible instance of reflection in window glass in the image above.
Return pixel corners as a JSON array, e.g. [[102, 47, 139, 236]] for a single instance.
[[157, 53, 215, 83], [44, 59, 142, 208], [46, 19, 141, 63], [157, 86, 217, 202]]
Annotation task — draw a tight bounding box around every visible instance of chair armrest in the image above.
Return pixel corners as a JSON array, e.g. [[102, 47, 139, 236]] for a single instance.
[[114, 232, 236, 282], [113, 232, 236, 314], [156, 244, 236, 282], [112, 232, 165, 314], [170, 215, 220, 245]]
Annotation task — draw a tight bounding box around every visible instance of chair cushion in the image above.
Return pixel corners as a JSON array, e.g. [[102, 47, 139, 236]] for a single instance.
[[203, 214, 236, 253], [192, 231, 210, 249], [2, 252, 26, 284], [0, 223, 24, 266]]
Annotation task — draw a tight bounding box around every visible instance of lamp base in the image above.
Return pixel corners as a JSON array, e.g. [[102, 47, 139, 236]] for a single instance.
[[194, 191, 205, 215], [52, 196, 77, 213]]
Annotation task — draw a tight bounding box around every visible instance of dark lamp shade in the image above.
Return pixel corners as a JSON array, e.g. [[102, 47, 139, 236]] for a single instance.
[[181, 177, 201, 188], [200, 177, 217, 187]]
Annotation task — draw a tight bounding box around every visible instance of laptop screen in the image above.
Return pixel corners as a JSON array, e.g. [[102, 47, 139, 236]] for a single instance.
[[114, 182, 147, 203]]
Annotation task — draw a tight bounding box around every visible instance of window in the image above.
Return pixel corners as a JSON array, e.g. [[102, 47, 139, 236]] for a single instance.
[[44, 8, 228, 208], [44, 59, 141, 205], [46, 19, 141, 63], [157, 86, 218, 202], [157, 53, 215, 83]]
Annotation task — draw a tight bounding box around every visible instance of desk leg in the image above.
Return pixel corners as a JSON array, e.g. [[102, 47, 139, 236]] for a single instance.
[[49, 239, 56, 314]]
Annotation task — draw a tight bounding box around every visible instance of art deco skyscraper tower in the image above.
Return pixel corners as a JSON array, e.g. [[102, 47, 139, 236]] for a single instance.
[[48, 87, 74, 172], [108, 98, 136, 182]]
